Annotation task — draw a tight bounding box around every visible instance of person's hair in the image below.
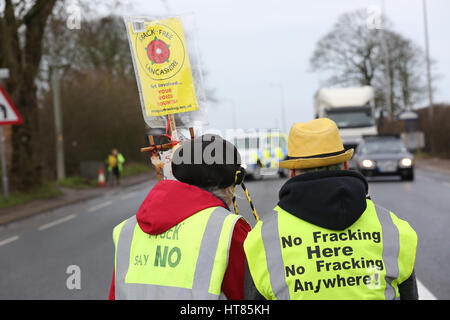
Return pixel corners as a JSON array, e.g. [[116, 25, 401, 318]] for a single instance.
[[204, 186, 233, 207], [292, 162, 344, 175]]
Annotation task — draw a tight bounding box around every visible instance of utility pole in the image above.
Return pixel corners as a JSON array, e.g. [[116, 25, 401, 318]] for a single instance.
[[52, 68, 66, 180], [422, 0, 434, 118]]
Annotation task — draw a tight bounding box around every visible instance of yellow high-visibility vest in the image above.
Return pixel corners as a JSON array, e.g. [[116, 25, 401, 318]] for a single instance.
[[113, 206, 243, 299], [244, 199, 417, 300]]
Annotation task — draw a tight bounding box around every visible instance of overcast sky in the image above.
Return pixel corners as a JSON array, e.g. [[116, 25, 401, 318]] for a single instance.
[[126, 0, 450, 132]]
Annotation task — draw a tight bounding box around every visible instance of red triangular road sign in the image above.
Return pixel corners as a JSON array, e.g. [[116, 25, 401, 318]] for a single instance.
[[0, 84, 23, 125]]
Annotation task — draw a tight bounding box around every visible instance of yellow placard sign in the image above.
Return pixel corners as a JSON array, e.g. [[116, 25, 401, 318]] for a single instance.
[[127, 17, 199, 117]]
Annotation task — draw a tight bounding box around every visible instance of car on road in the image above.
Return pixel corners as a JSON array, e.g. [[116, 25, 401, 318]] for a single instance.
[[350, 135, 414, 181]]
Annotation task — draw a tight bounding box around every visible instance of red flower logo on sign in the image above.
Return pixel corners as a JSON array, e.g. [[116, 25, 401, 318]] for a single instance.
[[146, 37, 170, 64]]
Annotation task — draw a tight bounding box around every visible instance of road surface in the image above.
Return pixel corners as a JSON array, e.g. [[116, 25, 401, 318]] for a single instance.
[[0, 167, 447, 299]]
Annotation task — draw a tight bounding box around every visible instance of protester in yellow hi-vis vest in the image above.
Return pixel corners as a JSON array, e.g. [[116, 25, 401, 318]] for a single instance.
[[106, 148, 125, 186], [109, 134, 252, 300], [243, 118, 418, 300]]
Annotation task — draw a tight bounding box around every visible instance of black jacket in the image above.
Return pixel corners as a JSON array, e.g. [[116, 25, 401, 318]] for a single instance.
[[245, 170, 418, 300]]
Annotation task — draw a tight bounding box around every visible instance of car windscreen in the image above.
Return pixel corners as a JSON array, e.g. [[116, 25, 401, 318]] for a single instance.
[[326, 107, 375, 129], [361, 139, 408, 154]]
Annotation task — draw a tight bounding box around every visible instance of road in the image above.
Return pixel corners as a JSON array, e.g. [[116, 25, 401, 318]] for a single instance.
[[0, 167, 448, 299]]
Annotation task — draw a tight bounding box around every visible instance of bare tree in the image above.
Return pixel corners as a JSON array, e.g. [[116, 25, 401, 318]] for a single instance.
[[1, 0, 59, 191], [39, 14, 145, 176], [392, 34, 427, 110], [310, 10, 382, 87], [309, 9, 431, 114]]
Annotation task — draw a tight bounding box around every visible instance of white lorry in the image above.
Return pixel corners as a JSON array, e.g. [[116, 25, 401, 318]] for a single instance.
[[314, 86, 378, 150]]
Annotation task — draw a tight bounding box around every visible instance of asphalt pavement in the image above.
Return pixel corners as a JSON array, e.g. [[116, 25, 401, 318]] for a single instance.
[[0, 167, 448, 299]]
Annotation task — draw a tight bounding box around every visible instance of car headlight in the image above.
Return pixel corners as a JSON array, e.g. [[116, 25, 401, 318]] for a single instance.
[[399, 158, 412, 167], [361, 159, 375, 169]]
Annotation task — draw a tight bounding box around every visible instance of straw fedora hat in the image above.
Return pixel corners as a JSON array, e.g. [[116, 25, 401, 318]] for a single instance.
[[279, 118, 354, 170]]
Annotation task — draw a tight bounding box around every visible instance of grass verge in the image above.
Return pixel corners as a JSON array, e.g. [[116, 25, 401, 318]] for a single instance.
[[54, 163, 152, 189], [0, 163, 152, 209], [53, 176, 97, 189], [121, 163, 152, 177], [0, 183, 62, 209]]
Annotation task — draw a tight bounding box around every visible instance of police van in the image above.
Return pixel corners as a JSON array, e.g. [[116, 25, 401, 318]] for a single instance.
[[232, 130, 289, 180]]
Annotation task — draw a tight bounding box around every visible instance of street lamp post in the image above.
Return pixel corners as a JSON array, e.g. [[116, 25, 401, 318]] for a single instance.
[[0, 69, 10, 199], [269, 83, 287, 133], [380, 0, 393, 119], [422, 0, 434, 118], [222, 99, 237, 130]]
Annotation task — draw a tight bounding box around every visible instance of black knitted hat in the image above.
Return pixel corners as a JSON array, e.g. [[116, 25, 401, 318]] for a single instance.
[[172, 134, 245, 188]]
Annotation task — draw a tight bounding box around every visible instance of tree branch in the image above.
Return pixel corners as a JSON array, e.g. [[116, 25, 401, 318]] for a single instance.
[[2, 0, 23, 87], [23, 0, 58, 81]]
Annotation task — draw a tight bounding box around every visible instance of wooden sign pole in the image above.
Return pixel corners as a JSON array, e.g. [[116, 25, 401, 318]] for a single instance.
[[167, 114, 179, 142], [147, 135, 163, 181]]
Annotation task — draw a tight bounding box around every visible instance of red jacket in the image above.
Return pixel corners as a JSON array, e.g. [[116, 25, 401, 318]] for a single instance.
[[109, 179, 251, 300]]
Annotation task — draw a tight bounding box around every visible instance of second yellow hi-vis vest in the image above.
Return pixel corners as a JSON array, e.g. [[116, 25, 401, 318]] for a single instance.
[[244, 199, 417, 300], [113, 206, 242, 300]]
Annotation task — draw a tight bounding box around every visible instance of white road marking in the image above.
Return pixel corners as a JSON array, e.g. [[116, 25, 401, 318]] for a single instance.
[[38, 214, 77, 231], [417, 279, 438, 300], [442, 182, 450, 188], [0, 235, 19, 247], [119, 192, 138, 200], [88, 200, 112, 212]]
